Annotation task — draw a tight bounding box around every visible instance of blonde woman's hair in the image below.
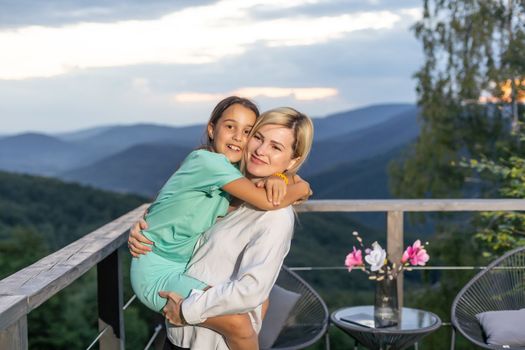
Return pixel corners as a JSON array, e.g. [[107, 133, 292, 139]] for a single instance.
[[243, 107, 314, 174]]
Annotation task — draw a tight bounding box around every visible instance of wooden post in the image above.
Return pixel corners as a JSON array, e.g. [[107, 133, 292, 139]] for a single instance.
[[0, 317, 28, 350], [0, 295, 28, 350], [97, 249, 125, 350], [387, 211, 404, 309]]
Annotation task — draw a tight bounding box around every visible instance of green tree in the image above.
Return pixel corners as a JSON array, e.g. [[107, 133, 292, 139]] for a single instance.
[[462, 146, 525, 256], [0, 171, 150, 348], [0, 227, 49, 279], [390, 0, 525, 199], [391, 0, 525, 255], [388, 2, 524, 348]]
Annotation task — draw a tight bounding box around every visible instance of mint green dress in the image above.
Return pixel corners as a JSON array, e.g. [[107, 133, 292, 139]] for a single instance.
[[130, 150, 243, 312]]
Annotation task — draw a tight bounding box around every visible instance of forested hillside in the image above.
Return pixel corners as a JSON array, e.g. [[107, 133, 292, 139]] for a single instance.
[[0, 171, 152, 348], [0, 170, 145, 262]]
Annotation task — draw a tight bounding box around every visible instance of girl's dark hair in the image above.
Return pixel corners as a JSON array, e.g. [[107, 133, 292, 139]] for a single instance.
[[204, 96, 259, 148]]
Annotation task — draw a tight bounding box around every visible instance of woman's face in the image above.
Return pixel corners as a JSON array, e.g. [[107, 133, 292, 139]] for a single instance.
[[244, 124, 298, 178], [208, 104, 257, 163]]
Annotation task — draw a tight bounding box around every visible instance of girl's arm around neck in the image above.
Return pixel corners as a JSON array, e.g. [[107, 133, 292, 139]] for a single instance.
[[222, 177, 310, 210]]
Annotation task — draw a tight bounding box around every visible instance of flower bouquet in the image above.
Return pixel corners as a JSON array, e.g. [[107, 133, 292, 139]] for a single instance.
[[344, 231, 430, 327]]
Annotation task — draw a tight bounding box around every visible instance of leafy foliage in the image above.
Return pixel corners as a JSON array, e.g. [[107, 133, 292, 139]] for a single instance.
[[388, 1, 524, 348], [0, 171, 145, 250], [462, 151, 525, 256], [0, 171, 149, 349], [390, 0, 525, 199], [0, 227, 49, 280]]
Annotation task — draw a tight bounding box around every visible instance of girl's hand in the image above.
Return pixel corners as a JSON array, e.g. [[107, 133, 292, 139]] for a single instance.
[[128, 218, 153, 257], [256, 175, 287, 206], [292, 175, 312, 204]]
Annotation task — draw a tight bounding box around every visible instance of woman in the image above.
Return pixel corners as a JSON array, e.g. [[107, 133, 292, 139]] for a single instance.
[[129, 107, 314, 349]]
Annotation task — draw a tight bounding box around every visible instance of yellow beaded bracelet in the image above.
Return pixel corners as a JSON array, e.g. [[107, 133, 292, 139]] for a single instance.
[[273, 172, 289, 185]]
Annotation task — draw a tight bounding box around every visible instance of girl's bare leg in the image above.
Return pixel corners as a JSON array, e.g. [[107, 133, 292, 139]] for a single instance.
[[196, 297, 269, 350], [201, 313, 258, 350]]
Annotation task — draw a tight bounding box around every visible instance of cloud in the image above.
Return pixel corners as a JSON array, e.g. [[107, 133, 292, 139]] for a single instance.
[[0, 1, 423, 133], [236, 87, 338, 100], [0, 17, 421, 133], [131, 78, 152, 94], [0, 0, 408, 80], [250, 0, 421, 20], [174, 87, 338, 103], [0, 0, 215, 28]]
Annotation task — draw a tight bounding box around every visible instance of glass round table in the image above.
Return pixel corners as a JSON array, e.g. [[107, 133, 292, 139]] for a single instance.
[[331, 306, 442, 350]]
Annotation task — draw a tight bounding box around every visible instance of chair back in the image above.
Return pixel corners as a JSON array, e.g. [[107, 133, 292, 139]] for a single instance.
[[261, 265, 329, 350], [451, 246, 525, 348]]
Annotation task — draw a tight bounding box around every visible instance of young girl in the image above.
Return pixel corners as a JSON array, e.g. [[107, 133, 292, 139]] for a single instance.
[[130, 96, 311, 350]]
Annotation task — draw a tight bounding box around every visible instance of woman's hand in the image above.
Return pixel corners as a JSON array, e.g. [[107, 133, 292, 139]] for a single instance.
[[256, 175, 287, 206], [159, 291, 185, 325], [128, 218, 153, 257]]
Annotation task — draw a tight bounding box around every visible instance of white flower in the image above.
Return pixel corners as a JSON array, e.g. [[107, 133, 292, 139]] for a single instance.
[[365, 241, 387, 272]]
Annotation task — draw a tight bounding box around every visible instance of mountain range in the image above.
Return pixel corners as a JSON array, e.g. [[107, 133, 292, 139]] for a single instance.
[[0, 103, 419, 198], [60, 143, 192, 196], [301, 106, 417, 176], [0, 133, 94, 175]]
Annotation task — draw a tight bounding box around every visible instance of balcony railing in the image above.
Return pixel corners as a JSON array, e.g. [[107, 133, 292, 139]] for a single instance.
[[1, 199, 524, 349]]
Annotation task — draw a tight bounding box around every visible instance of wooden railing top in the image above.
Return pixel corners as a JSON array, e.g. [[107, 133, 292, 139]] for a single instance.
[[0, 204, 149, 330], [295, 199, 525, 212]]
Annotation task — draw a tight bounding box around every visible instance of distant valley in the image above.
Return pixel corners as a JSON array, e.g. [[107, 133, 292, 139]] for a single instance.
[[0, 103, 419, 198]]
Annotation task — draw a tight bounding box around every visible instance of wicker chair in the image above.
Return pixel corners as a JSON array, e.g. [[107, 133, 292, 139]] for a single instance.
[[450, 246, 525, 349], [261, 265, 330, 350]]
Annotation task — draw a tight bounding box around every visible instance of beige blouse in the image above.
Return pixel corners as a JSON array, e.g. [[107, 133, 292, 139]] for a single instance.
[[166, 204, 295, 350]]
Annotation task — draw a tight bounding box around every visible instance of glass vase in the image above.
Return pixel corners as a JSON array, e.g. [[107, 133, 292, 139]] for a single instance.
[[374, 276, 399, 328]]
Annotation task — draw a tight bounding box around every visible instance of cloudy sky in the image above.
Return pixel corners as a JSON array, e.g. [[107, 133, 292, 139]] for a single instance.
[[0, 0, 423, 134]]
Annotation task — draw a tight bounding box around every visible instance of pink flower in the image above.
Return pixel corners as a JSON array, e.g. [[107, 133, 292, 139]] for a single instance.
[[345, 247, 363, 271], [401, 240, 430, 266]]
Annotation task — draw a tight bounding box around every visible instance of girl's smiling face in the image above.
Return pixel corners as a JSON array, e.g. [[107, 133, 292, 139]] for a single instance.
[[245, 124, 299, 178], [207, 103, 257, 163]]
